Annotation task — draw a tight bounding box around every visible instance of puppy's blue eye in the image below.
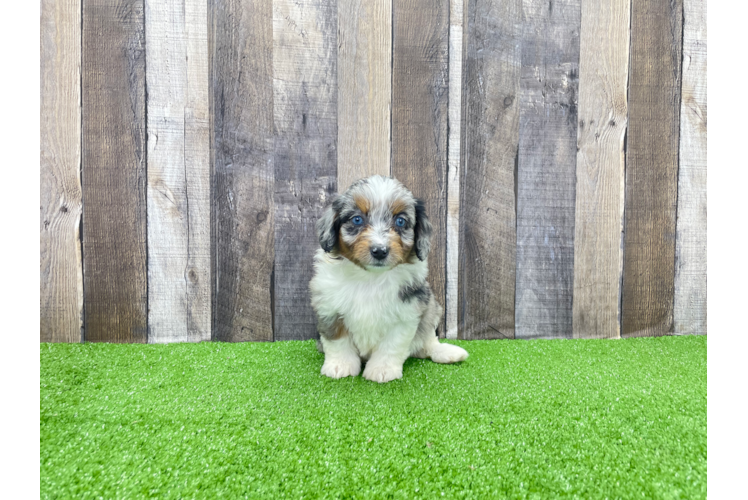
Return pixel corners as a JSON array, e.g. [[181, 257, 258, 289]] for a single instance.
[[395, 216, 406, 227], [352, 216, 363, 226]]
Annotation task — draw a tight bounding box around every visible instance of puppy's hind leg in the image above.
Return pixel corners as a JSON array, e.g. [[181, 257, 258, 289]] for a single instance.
[[412, 296, 468, 364], [319, 317, 361, 379]]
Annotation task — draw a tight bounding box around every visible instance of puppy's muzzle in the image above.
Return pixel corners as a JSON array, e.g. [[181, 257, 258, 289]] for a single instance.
[[370, 246, 389, 261]]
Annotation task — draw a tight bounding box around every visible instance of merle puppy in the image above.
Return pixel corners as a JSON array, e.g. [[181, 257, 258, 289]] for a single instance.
[[310, 175, 468, 383]]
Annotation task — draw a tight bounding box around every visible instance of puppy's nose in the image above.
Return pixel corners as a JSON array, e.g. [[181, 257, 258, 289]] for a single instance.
[[370, 246, 389, 260]]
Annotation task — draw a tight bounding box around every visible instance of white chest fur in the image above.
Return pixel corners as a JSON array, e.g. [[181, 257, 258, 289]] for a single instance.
[[310, 249, 427, 357]]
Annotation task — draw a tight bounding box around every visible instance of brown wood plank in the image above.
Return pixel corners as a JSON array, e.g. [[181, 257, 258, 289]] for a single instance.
[[337, 0, 391, 190], [211, 0, 275, 342], [273, 0, 338, 341], [571, 0, 630, 339], [674, 0, 707, 335], [392, 0, 449, 338], [458, 0, 521, 340], [515, 0, 580, 339], [622, 0, 683, 337], [146, 0, 211, 343], [41, 0, 83, 343], [445, 0, 465, 340], [82, 0, 148, 343]]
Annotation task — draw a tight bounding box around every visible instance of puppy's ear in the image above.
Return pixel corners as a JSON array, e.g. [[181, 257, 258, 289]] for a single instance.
[[413, 198, 433, 261], [317, 195, 341, 252]]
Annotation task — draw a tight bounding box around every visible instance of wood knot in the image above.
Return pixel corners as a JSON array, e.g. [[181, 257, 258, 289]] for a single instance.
[[188, 269, 198, 282], [60, 206, 68, 213], [503, 95, 515, 108], [256, 211, 268, 223]]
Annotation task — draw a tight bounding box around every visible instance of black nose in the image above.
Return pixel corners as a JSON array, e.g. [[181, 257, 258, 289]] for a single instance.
[[370, 247, 389, 260]]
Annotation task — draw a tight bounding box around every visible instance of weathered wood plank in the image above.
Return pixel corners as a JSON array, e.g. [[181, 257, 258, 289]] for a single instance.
[[571, 0, 630, 339], [445, 0, 465, 340], [273, 0, 338, 341], [82, 0, 148, 343], [674, 0, 707, 335], [146, 0, 211, 343], [392, 0, 449, 337], [211, 0, 275, 342], [622, 0, 683, 338], [41, 0, 83, 343], [337, 0, 391, 190], [514, 0, 580, 339], [458, 0, 521, 340]]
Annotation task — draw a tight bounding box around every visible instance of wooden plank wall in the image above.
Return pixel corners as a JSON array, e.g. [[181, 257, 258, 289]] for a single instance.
[[211, 0, 275, 342], [41, 0, 83, 342], [41, 0, 707, 342], [515, 0, 580, 339]]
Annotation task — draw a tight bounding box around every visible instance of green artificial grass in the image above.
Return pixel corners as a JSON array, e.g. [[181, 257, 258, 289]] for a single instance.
[[41, 336, 706, 499]]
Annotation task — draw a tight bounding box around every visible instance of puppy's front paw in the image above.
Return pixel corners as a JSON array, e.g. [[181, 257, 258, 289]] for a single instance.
[[321, 358, 361, 379], [430, 343, 468, 364], [362, 363, 403, 383]]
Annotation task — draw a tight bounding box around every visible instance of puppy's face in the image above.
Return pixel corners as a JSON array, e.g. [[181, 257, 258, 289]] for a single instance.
[[317, 176, 433, 270]]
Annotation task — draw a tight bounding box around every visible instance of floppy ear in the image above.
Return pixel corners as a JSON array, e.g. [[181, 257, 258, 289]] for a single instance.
[[413, 198, 433, 261], [317, 195, 340, 252]]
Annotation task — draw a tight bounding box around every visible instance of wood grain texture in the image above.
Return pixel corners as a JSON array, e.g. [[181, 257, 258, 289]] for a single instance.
[[392, 0, 449, 337], [337, 0, 391, 190], [273, 0, 338, 341], [82, 0, 148, 343], [445, 0, 465, 340], [41, 0, 83, 343], [458, 0, 521, 340], [571, 0, 629, 339], [515, 0, 580, 339], [211, 0, 275, 342], [146, 0, 211, 343], [674, 0, 707, 335], [622, 0, 683, 338]]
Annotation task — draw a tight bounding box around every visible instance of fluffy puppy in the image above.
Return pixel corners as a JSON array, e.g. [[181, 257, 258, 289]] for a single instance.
[[310, 175, 468, 383]]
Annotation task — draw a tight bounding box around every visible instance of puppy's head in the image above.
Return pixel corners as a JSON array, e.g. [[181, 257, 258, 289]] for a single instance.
[[317, 175, 432, 270]]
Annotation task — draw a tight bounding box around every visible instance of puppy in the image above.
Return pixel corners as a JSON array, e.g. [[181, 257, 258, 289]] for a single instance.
[[310, 175, 468, 383]]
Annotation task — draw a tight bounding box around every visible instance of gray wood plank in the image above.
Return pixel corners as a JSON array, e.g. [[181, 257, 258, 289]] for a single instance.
[[392, 0, 449, 337], [82, 0, 148, 342], [146, 0, 211, 343], [41, 0, 83, 343], [211, 0, 275, 342], [674, 0, 707, 336], [446, 0, 465, 339], [622, 0, 683, 338], [571, 0, 630, 339], [337, 0, 391, 190], [458, 0, 521, 340], [273, 0, 338, 341], [514, 0, 580, 340]]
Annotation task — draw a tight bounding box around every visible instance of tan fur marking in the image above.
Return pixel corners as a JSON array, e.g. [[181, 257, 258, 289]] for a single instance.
[[389, 229, 412, 264], [338, 227, 368, 269], [354, 195, 370, 214], [390, 198, 408, 216], [331, 317, 348, 340], [351, 227, 375, 264]]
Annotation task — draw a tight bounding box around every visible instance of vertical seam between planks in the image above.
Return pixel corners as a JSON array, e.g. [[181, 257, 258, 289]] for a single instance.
[[445, 0, 451, 339], [79, 0, 85, 343], [208, 0, 215, 341], [271, 262, 275, 341], [619, 0, 634, 336], [389, 0, 394, 177], [143, 0, 149, 343], [671, 0, 686, 335], [569, 0, 581, 338], [458, 0, 469, 338]]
